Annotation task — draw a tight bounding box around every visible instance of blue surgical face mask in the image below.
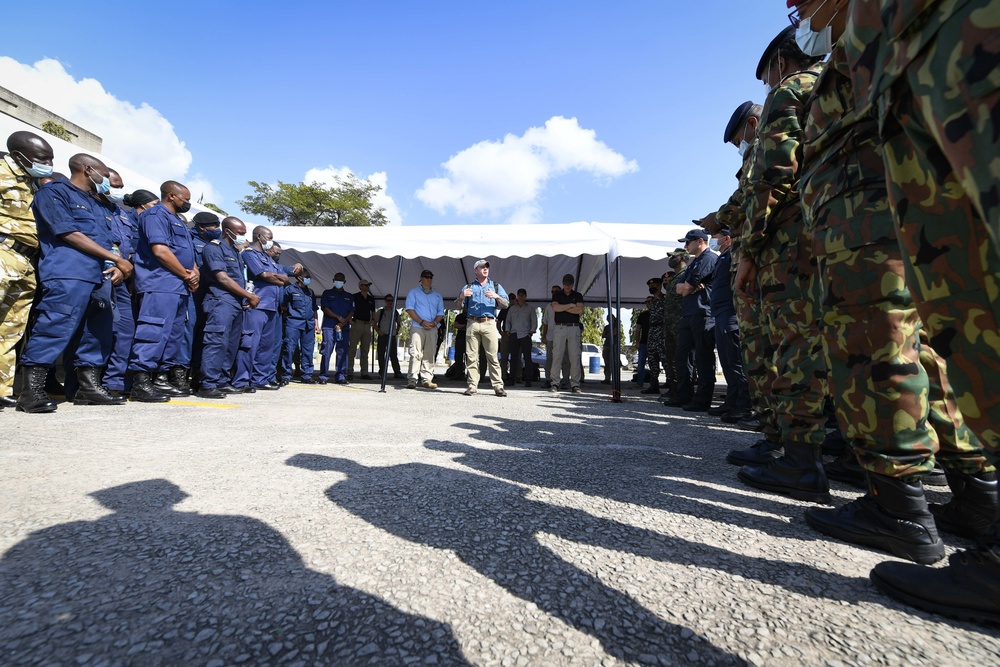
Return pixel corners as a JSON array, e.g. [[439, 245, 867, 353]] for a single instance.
[[107, 188, 126, 203], [230, 231, 248, 246], [333, 280, 345, 289], [200, 227, 222, 241], [13, 151, 54, 178], [303, 278, 311, 286], [709, 238, 720, 252], [89, 169, 111, 195]]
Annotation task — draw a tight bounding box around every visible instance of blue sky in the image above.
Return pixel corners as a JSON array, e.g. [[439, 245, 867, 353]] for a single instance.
[[3, 1, 794, 228]]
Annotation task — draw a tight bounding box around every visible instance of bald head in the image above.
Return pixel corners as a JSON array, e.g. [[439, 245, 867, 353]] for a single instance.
[[67, 153, 108, 177], [222, 216, 247, 236], [108, 169, 124, 190], [6, 131, 54, 169], [252, 225, 272, 242], [160, 180, 191, 215], [160, 180, 188, 197]]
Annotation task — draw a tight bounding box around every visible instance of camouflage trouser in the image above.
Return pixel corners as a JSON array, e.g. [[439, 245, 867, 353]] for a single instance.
[[646, 324, 663, 384], [813, 188, 991, 477], [735, 289, 780, 441], [662, 321, 678, 398], [879, 0, 1000, 458], [757, 228, 829, 447], [0, 245, 36, 398]]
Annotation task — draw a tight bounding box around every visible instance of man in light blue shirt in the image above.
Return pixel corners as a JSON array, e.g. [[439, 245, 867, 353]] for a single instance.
[[404, 269, 444, 389], [456, 259, 509, 397]]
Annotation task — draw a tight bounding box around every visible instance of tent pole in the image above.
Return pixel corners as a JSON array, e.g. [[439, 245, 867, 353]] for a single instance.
[[380, 255, 404, 393], [603, 253, 616, 402], [613, 257, 622, 402]]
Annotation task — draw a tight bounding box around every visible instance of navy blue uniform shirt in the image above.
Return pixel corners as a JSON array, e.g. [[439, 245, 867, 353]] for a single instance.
[[321, 288, 354, 328], [31, 179, 115, 284], [709, 247, 735, 318], [242, 247, 289, 312], [134, 202, 196, 294], [284, 283, 318, 322], [202, 239, 246, 306], [680, 250, 717, 318]]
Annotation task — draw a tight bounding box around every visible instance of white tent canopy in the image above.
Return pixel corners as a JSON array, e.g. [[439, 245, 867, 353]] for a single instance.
[[275, 222, 697, 305]]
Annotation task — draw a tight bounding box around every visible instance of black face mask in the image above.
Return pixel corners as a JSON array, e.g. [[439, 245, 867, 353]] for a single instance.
[[176, 201, 192, 214], [648, 286, 659, 295]]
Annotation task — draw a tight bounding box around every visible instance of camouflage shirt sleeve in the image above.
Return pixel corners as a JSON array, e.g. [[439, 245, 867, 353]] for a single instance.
[[716, 147, 756, 233], [741, 69, 820, 260]]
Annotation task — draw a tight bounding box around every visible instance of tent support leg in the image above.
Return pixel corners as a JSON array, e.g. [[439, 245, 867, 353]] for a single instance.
[[380, 256, 404, 393], [612, 258, 622, 402]]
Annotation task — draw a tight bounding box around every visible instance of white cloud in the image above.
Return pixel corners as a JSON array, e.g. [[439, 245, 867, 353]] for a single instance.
[[416, 116, 638, 218], [0, 57, 218, 202], [304, 166, 403, 226]]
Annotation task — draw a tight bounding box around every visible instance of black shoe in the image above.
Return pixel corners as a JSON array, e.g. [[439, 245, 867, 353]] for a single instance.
[[0, 396, 16, 408], [16, 366, 58, 413], [168, 366, 192, 396], [870, 540, 1000, 625], [335, 378, 348, 385], [735, 415, 763, 432], [821, 428, 848, 456], [707, 405, 730, 417], [347, 374, 354, 382], [924, 466, 947, 487], [218, 385, 241, 394], [683, 403, 710, 412], [640, 386, 661, 395], [726, 439, 783, 466], [152, 373, 184, 396], [256, 383, 281, 391], [394, 373, 405, 380], [804, 474, 944, 564], [738, 441, 831, 504], [540, 381, 551, 389], [930, 471, 998, 539], [662, 398, 687, 407], [277, 377, 290, 386], [241, 386, 257, 394], [197, 387, 227, 399], [73, 367, 125, 406], [823, 449, 866, 488], [317, 378, 328, 385], [130, 372, 171, 403], [360, 374, 371, 380], [721, 409, 752, 423], [299, 377, 315, 384]]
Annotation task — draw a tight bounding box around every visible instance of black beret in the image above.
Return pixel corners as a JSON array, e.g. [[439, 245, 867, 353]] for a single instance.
[[192, 211, 221, 227], [756, 25, 796, 80], [724, 101, 755, 144]]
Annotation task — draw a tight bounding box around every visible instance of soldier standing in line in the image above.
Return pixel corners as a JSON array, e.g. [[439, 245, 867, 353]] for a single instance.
[[734, 27, 831, 503], [0, 131, 53, 409], [660, 256, 687, 405], [640, 277, 664, 396], [833, 0, 1000, 621]]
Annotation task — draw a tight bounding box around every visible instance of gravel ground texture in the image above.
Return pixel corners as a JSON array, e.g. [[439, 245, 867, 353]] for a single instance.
[[2, 374, 998, 667]]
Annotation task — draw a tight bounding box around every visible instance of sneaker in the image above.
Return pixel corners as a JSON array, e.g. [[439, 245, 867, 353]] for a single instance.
[[495, 388, 507, 397], [464, 387, 477, 396], [549, 386, 558, 393], [406, 380, 417, 389], [571, 386, 581, 394], [421, 381, 438, 389]]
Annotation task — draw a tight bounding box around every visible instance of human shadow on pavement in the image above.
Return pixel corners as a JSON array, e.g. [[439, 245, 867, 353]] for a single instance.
[[0, 479, 470, 666], [288, 453, 749, 666]]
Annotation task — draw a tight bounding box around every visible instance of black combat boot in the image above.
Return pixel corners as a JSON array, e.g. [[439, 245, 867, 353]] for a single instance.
[[74, 367, 125, 406], [130, 372, 171, 403], [821, 427, 848, 456], [726, 438, 783, 466], [823, 447, 866, 488], [738, 440, 831, 504], [16, 366, 57, 413], [168, 366, 192, 397], [641, 380, 661, 395], [870, 521, 1000, 625], [152, 372, 184, 396], [805, 473, 944, 564], [930, 470, 998, 539]]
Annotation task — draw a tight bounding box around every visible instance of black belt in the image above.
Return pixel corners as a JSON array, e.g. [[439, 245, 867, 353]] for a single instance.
[[470, 316, 494, 322], [556, 322, 578, 326], [0, 233, 39, 259]]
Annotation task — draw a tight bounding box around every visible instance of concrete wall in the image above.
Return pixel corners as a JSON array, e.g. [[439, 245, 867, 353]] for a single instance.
[[0, 85, 102, 153]]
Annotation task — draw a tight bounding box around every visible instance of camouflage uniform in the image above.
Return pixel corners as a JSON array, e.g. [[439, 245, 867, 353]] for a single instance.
[[661, 273, 685, 398], [801, 45, 991, 478], [845, 0, 1000, 456], [645, 295, 665, 386], [742, 66, 829, 448], [0, 154, 38, 399], [719, 142, 781, 441]]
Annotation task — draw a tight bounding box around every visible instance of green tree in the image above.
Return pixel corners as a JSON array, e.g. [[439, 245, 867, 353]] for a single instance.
[[581, 306, 604, 345], [203, 202, 227, 216], [238, 174, 388, 227], [40, 121, 72, 142]]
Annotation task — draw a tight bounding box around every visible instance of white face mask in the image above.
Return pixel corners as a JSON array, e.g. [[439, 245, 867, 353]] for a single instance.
[[709, 238, 720, 252], [738, 141, 750, 157], [795, 14, 834, 56]]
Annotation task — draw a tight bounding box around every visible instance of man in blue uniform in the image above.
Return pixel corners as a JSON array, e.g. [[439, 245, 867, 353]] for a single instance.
[[181, 211, 221, 391], [669, 229, 718, 411], [235, 225, 299, 390], [707, 227, 751, 421], [102, 188, 156, 395], [17, 154, 133, 413], [268, 241, 287, 383], [197, 217, 259, 398], [127, 181, 198, 403], [319, 272, 354, 385], [281, 271, 318, 383]]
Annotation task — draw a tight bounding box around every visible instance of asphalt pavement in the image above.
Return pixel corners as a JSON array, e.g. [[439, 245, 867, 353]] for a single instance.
[[2, 373, 998, 666]]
